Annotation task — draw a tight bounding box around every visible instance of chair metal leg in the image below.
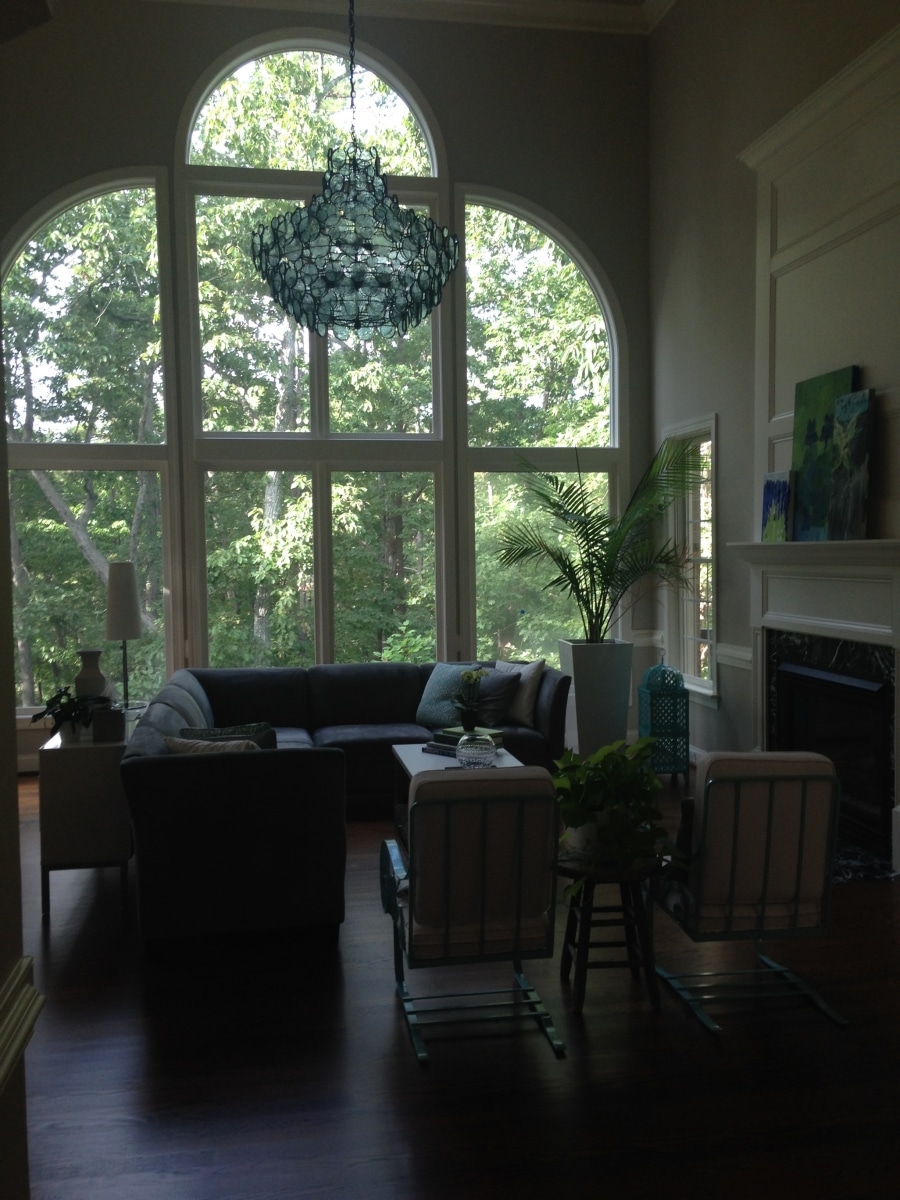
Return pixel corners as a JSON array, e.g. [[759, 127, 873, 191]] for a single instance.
[[397, 980, 430, 1062], [395, 965, 566, 1063], [756, 950, 849, 1028], [655, 947, 849, 1032]]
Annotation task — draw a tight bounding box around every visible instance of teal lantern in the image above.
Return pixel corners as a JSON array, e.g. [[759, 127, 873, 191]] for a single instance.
[[638, 654, 689, 786]]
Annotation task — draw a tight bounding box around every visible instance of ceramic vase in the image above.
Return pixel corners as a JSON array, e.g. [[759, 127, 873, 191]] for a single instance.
[[74, 648, 107, 698]]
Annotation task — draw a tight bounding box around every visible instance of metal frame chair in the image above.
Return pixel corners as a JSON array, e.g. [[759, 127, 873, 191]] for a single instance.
[[652, 751, 848, 1032], [380, 766, 565, 1062]]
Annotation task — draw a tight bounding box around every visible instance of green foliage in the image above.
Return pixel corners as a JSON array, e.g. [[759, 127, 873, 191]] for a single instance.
[[30, 687, 106, 732], [465, 204, 610, 449], [553, 738, 673, 873], [375, 620, 435, 663], [497, 439, 706, 643], [191, 51, 430, 175]]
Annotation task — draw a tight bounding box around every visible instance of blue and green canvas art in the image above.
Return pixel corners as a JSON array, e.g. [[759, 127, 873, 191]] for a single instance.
[[761, 471, 793, 542], [790, 365, 859, 541], [827, 389, 872, 540]]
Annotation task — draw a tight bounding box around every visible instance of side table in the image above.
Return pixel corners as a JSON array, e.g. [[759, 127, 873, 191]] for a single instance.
[[38, 734, 133, 921], [557, 859, 660, 1015]]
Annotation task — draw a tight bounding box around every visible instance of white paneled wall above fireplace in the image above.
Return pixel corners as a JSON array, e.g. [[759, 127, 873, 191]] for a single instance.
[[740, 24, 900, 539]]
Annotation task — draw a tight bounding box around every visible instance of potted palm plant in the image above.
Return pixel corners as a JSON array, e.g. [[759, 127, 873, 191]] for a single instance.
[[497, 437, 704, 755]]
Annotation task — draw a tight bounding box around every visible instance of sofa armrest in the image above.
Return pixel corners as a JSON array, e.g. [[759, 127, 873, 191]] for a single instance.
[[532, 666, 571, 762], [121, 747, 347, 940]]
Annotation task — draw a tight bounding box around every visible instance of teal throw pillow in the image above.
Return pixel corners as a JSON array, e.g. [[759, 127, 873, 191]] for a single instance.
[[415, 662, 480, 728]]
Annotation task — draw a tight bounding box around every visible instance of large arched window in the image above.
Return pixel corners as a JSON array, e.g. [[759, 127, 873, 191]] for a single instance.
[[3, 43, 618, 705]]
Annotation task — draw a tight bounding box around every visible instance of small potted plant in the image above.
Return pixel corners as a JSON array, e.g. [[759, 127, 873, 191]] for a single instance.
[[553, 736, 677, 878], [452, 667, 489, 732], [31, 687, 107, 743]]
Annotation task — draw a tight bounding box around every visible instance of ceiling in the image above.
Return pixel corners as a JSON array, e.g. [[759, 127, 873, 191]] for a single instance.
[[0, 1, 676, 45]]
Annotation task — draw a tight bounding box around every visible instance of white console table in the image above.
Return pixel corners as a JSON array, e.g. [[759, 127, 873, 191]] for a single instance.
[[38, 735, 133, 921]]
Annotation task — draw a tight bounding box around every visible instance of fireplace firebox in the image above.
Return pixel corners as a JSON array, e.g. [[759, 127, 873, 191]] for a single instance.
[[774, 661, 893, 857]]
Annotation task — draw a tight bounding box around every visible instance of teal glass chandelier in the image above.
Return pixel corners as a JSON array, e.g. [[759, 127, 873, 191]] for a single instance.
[[251, 0, 459, 340]]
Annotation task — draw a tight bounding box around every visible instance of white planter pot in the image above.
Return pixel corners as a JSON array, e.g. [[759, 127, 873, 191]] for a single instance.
[[560, 820, 599, 863], [559, 638, 633, 757]]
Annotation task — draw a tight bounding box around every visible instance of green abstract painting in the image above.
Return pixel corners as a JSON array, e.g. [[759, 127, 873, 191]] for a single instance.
[[790, 365, 859, 541]]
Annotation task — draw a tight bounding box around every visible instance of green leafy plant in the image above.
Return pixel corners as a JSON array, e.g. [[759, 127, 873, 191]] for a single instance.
[[553, 737, 676, 874], [452, 667, 489, 725], [497, 438, 705, 642], [31, 687, 107, 734]]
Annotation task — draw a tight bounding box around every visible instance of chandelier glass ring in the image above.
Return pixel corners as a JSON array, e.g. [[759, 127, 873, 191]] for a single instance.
[[250, 0, 459, 340]]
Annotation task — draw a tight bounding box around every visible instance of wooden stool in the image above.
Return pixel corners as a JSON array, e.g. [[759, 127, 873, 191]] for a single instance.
[[558, 860, 660, 1015]]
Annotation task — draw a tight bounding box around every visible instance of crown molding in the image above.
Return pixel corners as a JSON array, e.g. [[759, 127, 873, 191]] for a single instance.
[[140, 0, 677, 35]]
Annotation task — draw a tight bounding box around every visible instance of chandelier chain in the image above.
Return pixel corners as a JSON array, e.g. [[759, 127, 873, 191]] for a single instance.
[[348, 0, 356, 142]]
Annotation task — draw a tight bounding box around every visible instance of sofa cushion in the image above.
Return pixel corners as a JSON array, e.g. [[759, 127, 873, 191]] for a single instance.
[[309, 663, 426, 726], [165, 669, 215, 725], [165, 736, 262, 755], [313, 723, 431, 752], [123, 700, 191, 759], [415, 662, 480, 727], [187, 667, 310, 729], [179, 722, 277, 749], [493, 658, 546, 727], [154, 682, 209, 729], [271, 726, 315, 749]]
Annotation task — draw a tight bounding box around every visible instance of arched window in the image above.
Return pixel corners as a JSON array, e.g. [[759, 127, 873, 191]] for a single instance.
[[3, 44, 619, 702]]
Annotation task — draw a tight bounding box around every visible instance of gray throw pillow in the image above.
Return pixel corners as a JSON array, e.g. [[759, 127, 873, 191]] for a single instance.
[[165, 736, 262, 755], [415, 662, 480, 728], [493, 658, 546, 727], [179, 722, 277, 749]]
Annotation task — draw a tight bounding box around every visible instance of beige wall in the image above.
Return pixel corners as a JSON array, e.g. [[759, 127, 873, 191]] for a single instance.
[[649, 0, 900, 752]]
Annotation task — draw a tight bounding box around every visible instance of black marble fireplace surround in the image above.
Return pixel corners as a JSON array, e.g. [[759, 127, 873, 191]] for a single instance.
[[766, 630, 895, 857]]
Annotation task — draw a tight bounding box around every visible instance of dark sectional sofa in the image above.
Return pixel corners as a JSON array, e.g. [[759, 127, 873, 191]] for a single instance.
[[120, 661, 570, 943]]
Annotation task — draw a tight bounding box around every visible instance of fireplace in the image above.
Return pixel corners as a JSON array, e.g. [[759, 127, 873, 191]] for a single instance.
[[731, 538, 900, 870], [768, 636, 894, 857]]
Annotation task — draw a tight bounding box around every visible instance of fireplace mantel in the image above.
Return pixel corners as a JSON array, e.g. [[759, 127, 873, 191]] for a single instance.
[[729, 541, 900, 570], [729, 541, 900, 648]]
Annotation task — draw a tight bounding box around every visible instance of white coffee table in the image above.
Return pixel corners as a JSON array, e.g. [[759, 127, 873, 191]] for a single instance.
[[392, 741, 523, 779], [391, 743, 525, 842]]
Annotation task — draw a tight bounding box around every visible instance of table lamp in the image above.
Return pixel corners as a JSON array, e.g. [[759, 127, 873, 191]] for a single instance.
[[105, 561, 142, 707]]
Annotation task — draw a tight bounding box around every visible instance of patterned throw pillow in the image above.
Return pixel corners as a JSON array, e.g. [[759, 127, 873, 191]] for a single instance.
[[179, 722, 277, 749], [415, 663, 480, 728], [493, 658, 546, 727]]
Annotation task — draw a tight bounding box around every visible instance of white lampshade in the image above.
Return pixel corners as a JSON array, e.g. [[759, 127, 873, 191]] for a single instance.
[[105, 561, 142, 642]]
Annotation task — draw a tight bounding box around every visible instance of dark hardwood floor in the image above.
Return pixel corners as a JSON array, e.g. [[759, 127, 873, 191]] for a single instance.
[[18, 774, 900, 1199]]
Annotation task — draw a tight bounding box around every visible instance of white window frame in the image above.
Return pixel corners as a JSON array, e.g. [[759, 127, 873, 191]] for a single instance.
[[664, 415, 717, 699]]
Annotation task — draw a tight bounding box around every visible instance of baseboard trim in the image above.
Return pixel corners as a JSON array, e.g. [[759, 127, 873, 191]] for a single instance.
[[0, 958, 44, 1097]]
